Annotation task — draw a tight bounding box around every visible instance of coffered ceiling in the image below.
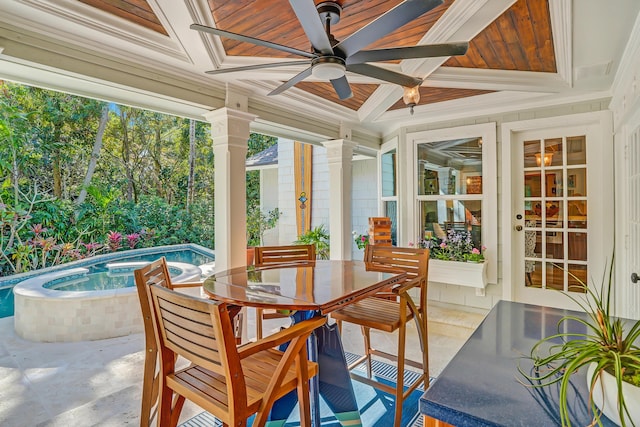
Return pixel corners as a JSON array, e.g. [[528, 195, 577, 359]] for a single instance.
[[0, 0, 638, 141]]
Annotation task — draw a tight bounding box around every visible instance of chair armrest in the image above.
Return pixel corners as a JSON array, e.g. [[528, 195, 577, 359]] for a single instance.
[[238, 316, 326, 358], [392, 277, 424, 294]]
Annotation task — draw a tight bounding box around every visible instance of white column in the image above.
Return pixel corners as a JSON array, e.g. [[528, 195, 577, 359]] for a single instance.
[[322, 139, 357, 260], [203, 107, 256, 272]]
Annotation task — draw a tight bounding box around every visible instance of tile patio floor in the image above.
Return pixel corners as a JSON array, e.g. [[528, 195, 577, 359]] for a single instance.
[[0, 304, 486, 426]]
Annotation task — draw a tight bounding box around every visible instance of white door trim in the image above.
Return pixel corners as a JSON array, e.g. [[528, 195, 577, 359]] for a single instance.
[[501, 110, 614, 303]]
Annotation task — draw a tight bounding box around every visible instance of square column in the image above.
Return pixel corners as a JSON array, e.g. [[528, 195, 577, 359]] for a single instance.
[[203, 108, 256, 271], [322, 139, 357, 260]]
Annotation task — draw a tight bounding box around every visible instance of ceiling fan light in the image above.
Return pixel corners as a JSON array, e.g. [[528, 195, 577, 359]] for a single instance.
[[403, 85, 421, 114], [312, 62, 346, 80]]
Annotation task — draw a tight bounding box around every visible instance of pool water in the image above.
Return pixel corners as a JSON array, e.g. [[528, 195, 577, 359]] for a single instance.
[[0, 248, 213, 318]]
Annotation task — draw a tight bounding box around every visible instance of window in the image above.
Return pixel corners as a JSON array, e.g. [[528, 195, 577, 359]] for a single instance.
[[408, 123, 497, 284], [380, 145, 398, 245]]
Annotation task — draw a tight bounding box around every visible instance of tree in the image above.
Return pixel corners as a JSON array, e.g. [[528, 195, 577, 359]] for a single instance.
[[76, 104, 110, 205]]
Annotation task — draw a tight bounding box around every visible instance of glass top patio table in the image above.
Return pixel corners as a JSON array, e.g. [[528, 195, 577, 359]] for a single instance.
[[202, 260, 407, 315], [203, 260, 407, 427]]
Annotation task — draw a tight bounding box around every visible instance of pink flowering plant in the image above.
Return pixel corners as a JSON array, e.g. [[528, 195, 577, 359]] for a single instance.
[[420, 229, 485, 262], [352, 230, 370, 250]]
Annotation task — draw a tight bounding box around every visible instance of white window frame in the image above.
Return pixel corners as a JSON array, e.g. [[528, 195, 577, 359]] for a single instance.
[[379, 137, 400, 240], [407, 123, 498, 285]]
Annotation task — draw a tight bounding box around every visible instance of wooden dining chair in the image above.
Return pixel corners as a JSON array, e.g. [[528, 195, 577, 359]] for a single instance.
[[331, 245, 430, 427], [254, 244, 316, 339], [145, 280, 325, 427], [134, 257, 204, 427], [254, 244, 316, 266]]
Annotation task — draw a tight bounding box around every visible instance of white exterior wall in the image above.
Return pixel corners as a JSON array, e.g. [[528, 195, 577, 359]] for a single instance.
[[277, 138, 298, 244], [311, 145, 330, 230], [351, 158, 378, 259], [260, 168, 279, 246], [276, 139, 331, 244]]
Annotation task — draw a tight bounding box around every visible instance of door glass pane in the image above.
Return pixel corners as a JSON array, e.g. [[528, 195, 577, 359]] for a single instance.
[[546, 232, 563, 260], [568, 201, 587, 228], [568, 232, 587, 261], [381, 149, 396, 197], [567, 168, 587, 196], [568, 264, 588, 293], [522, 134, 588, 293], [545, 202, 563, 228], [545, 171, 563, 197], [524, 172, 542, 197], [567, 136, 587, 165], [545, 138, 563, 167], [524, 140, 541, 168], [546, 262, 564, 290]]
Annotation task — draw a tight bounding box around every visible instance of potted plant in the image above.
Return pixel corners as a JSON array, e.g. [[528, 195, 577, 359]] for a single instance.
[[520, 256, 640, 427], [352, 230, 369, 250], [413, 229, 488, 290], [295, 225, 329, 260], [246, 206, 281, 264]]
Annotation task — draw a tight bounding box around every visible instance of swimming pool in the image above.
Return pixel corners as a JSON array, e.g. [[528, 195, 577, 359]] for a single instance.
[[9, 244, 215, 342], [0, 244, 214, 319]]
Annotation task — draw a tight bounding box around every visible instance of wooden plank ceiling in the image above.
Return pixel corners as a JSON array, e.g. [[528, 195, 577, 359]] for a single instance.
[[79, 0, 556, 112]]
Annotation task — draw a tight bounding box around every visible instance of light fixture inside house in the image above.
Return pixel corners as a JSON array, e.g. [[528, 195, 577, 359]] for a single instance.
[[403, 85, 421, 115], [311, 58, 346, 80], [535, 152, 554, 166]]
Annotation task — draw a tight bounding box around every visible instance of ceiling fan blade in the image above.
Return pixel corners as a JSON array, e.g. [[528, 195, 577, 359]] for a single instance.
[[347, 63, 422, 87], [330, 76, 353, 100], [268, 67, 314, 96], [347, 42, 469, 64], [191, 23, 316, 59], [335, 0, 444, 58], [288, 0, 334, 55], [205, 61, 311, 75]]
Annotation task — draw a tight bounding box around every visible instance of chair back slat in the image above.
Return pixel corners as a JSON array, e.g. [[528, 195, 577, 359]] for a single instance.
[[255, 244, 316, 266], [364, 245, 428, 282], [150, 284, 239, 378]]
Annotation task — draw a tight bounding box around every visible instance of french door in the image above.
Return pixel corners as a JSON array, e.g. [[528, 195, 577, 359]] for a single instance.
[[511, 122, 612, 309]]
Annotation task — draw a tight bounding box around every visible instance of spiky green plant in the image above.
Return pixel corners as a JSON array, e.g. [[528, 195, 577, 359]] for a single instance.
[[519, 255, 640, 427]]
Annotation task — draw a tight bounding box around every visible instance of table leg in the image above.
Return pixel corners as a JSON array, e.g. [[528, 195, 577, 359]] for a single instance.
[[266, 311, 363, 427]]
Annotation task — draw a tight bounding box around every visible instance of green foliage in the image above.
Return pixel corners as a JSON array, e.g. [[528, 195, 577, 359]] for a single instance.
[[295, 225, 330, 260], [246, 206, 280, 247], [519, 255, 640, 427], [352, 230, 369, 250]]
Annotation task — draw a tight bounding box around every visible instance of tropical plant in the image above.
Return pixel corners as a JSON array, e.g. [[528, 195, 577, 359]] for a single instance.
[[519, 256, 640, 427], [246, 206, 281, 247], [295, 225, 330, 260]]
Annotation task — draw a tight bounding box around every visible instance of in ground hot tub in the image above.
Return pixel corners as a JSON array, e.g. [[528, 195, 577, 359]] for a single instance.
[[13, 261, 202, 342]]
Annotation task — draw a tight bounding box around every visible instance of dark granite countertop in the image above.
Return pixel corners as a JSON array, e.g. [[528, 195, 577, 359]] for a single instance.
[[420, 300, 616, 426]]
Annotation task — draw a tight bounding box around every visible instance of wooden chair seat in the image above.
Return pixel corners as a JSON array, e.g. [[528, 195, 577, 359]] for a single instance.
[[168, 346, 318, 418], [331, 245, 430, 427], [253, 244, 316, 339], [331, 297, 414, 332]]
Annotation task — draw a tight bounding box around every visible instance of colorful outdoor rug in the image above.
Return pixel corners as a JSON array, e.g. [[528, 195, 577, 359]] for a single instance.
[[178, 352, 429, 427]]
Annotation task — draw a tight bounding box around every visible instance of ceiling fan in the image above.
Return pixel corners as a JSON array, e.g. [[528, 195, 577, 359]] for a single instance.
[[191, 0, 468, 100]]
